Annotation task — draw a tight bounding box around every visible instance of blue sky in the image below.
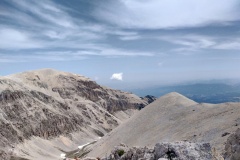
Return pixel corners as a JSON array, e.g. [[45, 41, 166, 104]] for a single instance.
[[1, 0, 240, 89]]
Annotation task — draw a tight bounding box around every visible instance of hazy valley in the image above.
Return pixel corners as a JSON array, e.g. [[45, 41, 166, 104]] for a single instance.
[[132, 83, 240, 104]]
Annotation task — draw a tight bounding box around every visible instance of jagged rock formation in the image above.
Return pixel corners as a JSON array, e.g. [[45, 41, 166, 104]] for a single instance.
[[0, 69, 148, 159], [103, 142, 213, 160], [88, 92, 240, 158], [224, 128, 240, 160], [140, 95, 157, 107]]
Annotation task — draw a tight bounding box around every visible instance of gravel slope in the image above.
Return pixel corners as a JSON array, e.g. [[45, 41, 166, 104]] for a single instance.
[[88, 92, 240, 158]]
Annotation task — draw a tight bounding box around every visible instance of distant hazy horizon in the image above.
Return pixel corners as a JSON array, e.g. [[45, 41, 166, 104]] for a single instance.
[[1, 0, 240, 89]]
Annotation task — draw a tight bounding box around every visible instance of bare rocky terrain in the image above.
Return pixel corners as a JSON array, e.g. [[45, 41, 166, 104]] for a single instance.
[[1, 69, 239, 160], [87, 92, 240, 159], [0, 69, 149, 160]]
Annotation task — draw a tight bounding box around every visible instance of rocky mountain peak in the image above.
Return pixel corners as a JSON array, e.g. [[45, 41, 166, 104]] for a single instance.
[[0, 69, 150, 160]]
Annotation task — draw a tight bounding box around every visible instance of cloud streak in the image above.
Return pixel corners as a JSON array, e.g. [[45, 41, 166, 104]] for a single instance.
[[0, 0, 156, 61], [1, 0, 240, 65], [94, 0, 239, 29], [155, 34, 240, 53]]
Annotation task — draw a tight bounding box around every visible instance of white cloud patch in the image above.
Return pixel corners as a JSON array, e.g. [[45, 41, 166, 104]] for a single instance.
[[110, 73, 123, 81], [159, 34, 216, 52], [94, 0, 239, 29]]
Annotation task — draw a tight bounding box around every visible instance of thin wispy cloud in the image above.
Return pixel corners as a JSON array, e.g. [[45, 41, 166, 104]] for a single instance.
[[158, 34, 240, 52], [2, 0, 239, 60], [0, 52, 86, 63], [94, 0, 239, 29], [213, 40, 240, 50], [0, 0, 150, 61], [119, 35, 141, 41]]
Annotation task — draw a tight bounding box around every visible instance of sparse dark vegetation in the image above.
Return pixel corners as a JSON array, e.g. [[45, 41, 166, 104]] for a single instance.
[[117, 149, 125, 157]]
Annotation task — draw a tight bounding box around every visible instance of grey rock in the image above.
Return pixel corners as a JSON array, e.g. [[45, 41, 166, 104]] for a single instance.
[[154, 142, 212, 160], [83, 157, 99, 160], [141, 95, 157, 104], [103, 141, 212, 160], [0, 150, 10, 160], [224, 128, 240, 160]]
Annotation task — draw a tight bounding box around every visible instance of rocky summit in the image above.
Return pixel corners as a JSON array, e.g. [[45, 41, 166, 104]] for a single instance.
[[0, 69, 150, 160]]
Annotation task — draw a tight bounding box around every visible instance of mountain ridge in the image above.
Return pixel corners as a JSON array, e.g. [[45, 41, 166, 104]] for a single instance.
[[0, 69, 150, 160]]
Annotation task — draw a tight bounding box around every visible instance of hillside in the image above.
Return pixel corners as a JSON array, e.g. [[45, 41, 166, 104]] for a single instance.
[[87, 92, 240, 158], [0, 69, 149, 160]]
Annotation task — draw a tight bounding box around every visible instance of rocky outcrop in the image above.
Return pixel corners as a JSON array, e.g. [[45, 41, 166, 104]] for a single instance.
[[154, 142, 212, 160], [103, 142, 213, 160], [224, 128, 240, 160], [141, 95, 157, 104]]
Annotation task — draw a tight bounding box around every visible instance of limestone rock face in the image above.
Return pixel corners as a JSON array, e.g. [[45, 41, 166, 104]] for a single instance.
[[154, 142, 212, 160], [224, 128, 240, 160], [103, 142, 212, 160], [0, 69, 148, 158]]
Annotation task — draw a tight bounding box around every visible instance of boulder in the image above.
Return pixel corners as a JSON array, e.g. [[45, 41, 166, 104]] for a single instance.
[[154, 141, 212, 160], [224, 128, 240, 160]]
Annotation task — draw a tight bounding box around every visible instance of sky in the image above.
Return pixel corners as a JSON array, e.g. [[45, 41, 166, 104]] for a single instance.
[[1, 0, 240, 90]]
